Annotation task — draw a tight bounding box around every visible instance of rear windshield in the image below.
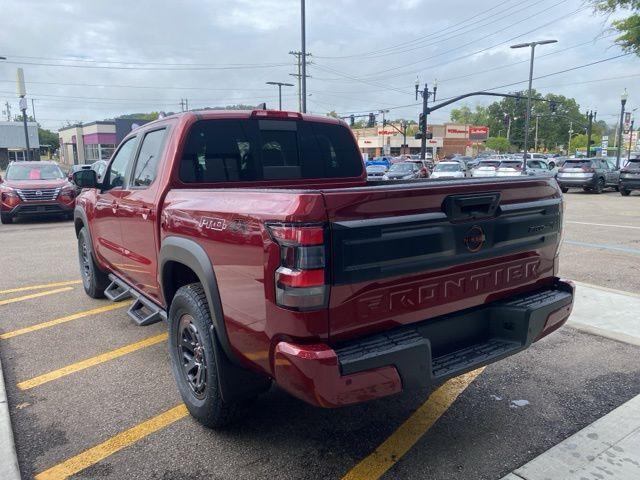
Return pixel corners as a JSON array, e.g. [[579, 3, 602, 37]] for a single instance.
[[626, 160, 640, 170], [389, 163, 413, 172], [479, 161, 500, 168], [498, 161, 522, 168], [435, 163, 461, 172], [180, 119, 363, 183], [6, 164, 64, 181], [564, 160, 593, 168]]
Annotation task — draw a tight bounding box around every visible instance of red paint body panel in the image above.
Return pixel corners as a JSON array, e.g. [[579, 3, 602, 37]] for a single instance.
[[75, 109, 572, 408]]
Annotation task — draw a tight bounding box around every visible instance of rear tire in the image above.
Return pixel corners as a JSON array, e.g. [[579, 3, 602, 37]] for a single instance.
[[168, 283, 242, 429], [621, 188, 631, 197], [78, 227, 109, 298], [0, 213, 12, 224], [560, 187, 569, 193], [594, 177, 605, 194]]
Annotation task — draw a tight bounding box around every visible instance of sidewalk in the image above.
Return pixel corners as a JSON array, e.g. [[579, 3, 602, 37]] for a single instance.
[[0, 354, 21, 480], [568, 281, 640, 346], [502, 281, 640, 480], [502, 394, 640, 480]]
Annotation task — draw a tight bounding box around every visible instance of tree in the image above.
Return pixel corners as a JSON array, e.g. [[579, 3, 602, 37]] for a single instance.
[[593, 0, 640, 55], [485, 136, 511, 152], [571, 133, 602, 150], [326, 110, 339, 118], [450, 104, 490, 125], [38, 127, 59, 150]]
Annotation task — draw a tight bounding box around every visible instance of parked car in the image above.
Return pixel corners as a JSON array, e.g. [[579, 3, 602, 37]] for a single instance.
[[366, 164, 388, 180], [91, 160, 108, 183], [366, 156, 393, 169], [0, 161, 76, 224], [496, 160, 524, 177], [556, 158, 620, 194], [72, 109, 573, 428], [471, 159, 501, 177], [382, 161, 422, 180], [430, 161, 466, 179], [619, 157, 640, 196]]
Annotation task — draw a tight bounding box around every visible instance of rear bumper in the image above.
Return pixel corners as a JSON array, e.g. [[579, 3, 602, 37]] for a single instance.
[[273, 278, 574, 408], [557, 176, 596, 187], [620, 178, 640, 190]]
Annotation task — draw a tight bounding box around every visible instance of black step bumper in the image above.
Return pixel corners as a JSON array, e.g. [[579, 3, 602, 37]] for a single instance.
[[334, 278, 574, 390]]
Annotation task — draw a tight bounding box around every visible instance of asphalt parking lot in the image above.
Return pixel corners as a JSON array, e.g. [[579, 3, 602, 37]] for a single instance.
[[0, 190, 639, 480]]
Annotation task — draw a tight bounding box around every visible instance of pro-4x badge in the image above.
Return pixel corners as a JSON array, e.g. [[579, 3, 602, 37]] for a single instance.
[[200, 217, 226, 231]]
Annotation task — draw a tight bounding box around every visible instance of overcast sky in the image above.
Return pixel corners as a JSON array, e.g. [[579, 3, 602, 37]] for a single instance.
[[0, 0, 638, 132]]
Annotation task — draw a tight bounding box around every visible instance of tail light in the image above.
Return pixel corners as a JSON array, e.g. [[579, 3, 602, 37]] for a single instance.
[[581, 166, 595, 173], [515, 164, 523, 170], [267, 223, 328, 311]]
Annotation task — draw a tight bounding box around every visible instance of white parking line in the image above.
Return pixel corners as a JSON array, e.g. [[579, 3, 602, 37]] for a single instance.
[[567, 221, 640, 230]]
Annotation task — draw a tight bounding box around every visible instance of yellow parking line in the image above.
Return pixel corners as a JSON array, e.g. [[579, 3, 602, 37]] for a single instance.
[[0, 302, 130, 340], [0, 280, 82, 295], [35, 404, 188, 480], [342, 368, 485, 480], [0, 287, 74, 307], [17, 333, 168, 390]]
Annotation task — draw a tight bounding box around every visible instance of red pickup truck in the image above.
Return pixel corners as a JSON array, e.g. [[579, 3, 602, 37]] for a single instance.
[[72, 109, 574, 427]]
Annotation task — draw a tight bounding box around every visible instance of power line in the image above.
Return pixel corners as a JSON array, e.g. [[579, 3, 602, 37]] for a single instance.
[[0, 79, 276, 92], [0, 60, 290, 71]]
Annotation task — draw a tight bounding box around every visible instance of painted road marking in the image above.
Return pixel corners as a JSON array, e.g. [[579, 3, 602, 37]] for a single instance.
[[0, 302, 130, 340], [564, 240, 640, 256], [17, 333, 168, 390], [567, 221, 640, 230], [0, 280, 82, 296], [342, 368, 485, 480], [0, 287, 74, 307], [35, 404, 188, 480]]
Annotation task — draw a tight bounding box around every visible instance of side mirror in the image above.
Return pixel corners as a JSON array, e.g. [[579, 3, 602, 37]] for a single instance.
[[73, 169, 99, 189]]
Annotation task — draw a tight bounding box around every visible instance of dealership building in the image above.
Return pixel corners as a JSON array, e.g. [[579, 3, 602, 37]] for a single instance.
[[58, 118, 150, 166], [353, 123, 489, 158]]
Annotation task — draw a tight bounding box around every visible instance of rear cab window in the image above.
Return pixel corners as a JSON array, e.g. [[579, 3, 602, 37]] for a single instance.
[[179, 118, 363, 184]]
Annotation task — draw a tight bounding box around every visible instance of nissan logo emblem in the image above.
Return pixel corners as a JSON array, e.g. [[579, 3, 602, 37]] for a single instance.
[[464, 226, 486, 253], [35, 190, 43, 196]]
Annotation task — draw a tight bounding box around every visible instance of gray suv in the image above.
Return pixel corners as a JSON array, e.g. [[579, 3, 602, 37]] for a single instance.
[[557, 158, 620, 194]]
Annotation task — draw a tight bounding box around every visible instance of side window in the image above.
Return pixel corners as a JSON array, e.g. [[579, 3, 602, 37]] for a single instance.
[[599, 160, 609, 171], [132, 129, 166, 187], [106, 137, 138, 190]]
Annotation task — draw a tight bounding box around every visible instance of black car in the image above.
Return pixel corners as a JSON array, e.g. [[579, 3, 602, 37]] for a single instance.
[[556, 158, 620, 194], [619, 158, 640, 196], [382, 162, 422, 180]]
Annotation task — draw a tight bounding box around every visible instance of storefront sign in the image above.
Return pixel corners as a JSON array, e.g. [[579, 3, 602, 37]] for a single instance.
[[469, 126, 489, 141]]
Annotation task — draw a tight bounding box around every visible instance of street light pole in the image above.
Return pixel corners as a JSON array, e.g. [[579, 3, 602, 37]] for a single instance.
[[534, 114, 539, 151], [415, 78, 437, 161], [616, 89, 628, 169], [627, 118, 635, 160], [510, 39, 557, 173], [568, 122, 573, 156], [585, 110, 596, 158], [266, 81, 294, 110]]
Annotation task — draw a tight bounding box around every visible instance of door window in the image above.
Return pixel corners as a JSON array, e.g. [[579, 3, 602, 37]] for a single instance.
[[132, 129, 166, 187], [105, 137, 138, 190]]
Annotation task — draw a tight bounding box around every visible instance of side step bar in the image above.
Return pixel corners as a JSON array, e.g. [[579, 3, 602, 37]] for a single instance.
[[105, 274, 166, 326]]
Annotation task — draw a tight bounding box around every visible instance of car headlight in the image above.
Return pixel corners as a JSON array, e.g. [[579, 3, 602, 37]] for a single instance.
[[382, 175, 389, 180], [59, 186, 76, 199]]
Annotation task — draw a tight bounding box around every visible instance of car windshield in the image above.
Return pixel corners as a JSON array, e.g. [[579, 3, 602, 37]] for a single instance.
[[564, 160, 593, 168], [479, 161, 500, 168], [499, 161, 522, 169], [6, 164, 65, 181], [389, 163, 413, 172], [367, 165, 387, 172], [434, 163, 460, 172]]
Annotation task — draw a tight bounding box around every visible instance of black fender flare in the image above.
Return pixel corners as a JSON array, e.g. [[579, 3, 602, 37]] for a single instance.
[[159, 236, 271, 402], [74, 207, 97, 257], [159, 236, 236, 364]]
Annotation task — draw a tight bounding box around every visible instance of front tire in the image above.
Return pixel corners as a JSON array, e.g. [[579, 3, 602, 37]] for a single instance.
[[168, 283, 241, 428], [0, 213, 12, 224], [594, 177, 605, 194], [621, 187, 631, 196], [78, 227, 109, 298], [560, 187, 569, 193]]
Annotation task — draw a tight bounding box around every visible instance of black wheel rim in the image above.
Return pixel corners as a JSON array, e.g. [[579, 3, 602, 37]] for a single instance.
[[79, 237, 92, 286], [177, 314, 207, 399]]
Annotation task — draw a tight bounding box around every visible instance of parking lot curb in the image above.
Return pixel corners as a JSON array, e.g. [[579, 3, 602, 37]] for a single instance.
[[501, 394, 640, 480], [0, 354, 21, 480]]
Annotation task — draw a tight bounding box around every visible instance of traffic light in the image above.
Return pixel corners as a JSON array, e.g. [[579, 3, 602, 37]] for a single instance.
[[367, 113, 375, 128], [350, 115, 355, 126], [549, 101, 557, 113], [418, 113, 426, 132], [383, 119, 387, 127]]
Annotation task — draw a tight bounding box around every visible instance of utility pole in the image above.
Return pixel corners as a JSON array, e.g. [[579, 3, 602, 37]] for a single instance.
[[568, 122, 573, 156], [300, 0, 307, 113], [379, 109, 389, 155], [534, 114, 539, 151], [289, 51, 311, 112], [415, 78, 437, 160], [616, 89, 628, 169], [585, 110, 596, 158], [16, 68, 30, 161], [31, 98, 36, 123], [628, 118, 635, 160], [180, 99, 185, 112], [506, 115, 513, 142], [4, 101, 10, 121]]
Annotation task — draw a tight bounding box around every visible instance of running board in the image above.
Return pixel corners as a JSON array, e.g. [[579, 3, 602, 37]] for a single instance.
[[106, 274, 166, 326]]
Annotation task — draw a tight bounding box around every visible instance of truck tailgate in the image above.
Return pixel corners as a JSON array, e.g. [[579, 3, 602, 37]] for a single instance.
[[322, 178, 562, 342]]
